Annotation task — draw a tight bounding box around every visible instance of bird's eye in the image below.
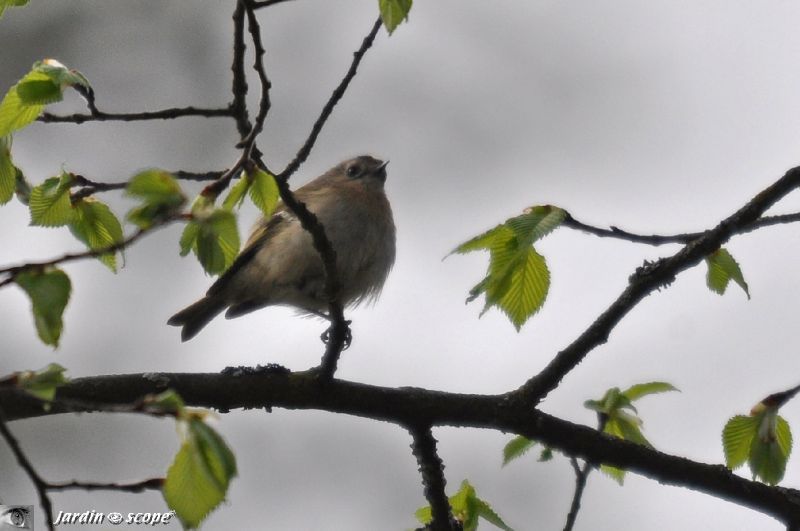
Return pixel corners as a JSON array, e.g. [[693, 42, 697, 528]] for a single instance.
[[346, 165, 360, 178]]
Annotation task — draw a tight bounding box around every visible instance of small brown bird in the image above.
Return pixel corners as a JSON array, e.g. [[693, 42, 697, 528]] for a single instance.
[[168, 155, 396, 341]]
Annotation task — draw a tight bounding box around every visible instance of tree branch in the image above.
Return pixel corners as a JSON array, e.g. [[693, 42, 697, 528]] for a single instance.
[[277, 17, 383, 182], [3, 371, 800, 526], [230, 0, 253, 139], [38, 106, 232, 124], [563, 458, 591, 531], [515, 166, 800, 403], [563, 212, 800, 246], [0, 218, 180, 289], [0, 408, 55, 531], [45, 478, 163, 493], [409, 426, 456, 531]]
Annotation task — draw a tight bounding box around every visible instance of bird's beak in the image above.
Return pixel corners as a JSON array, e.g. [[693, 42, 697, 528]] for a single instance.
[[376, 160, 389, 182]]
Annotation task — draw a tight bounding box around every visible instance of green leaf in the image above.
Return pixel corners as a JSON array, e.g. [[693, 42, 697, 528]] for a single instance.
[[0, 79, 45, 137], [29, 172, 75, 226], [16, 73, 62, 105], [143, 389, 186, 415], [723, 415, 758, 470], [505, 205, 566, 245], [0, 0, 30, 19], [748, 412, 792, 485], [125, 169, 185, 228], [69, 198, 124, 271], [473, 498, 514, 531], [221, 173, 250, 211], [600, 464, 626, 485], [622, 381, 679, 402], [15, 268, 71, 347], [182, 209, 240, 275], [539, 447, 554, 462], [248, 168, 279, 217], [16, 363, 67, 402], [378, 0, 412, 34], [163, 418, 237, 529], [706, 248, 750, 299], [502, 436, 537, 466], [0, 135, 16, 204], [415, 480, 514, 531], [451, 225, 513, 255], [180, 221, 201, 257], [489, 245, 550, 331]]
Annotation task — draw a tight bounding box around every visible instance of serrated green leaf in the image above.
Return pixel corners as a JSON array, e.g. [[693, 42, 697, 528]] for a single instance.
[[16, 363, 67, 402], [125, 169, 185, 228], [706, 248, 750, 299], [415, 480, 513, 531], [163, 419, 237, 529], [69, 198, 124, 271], [221, 174, 250, 211], [15, 268, 71, 347], [613, 415, 652, 447], [248, 168, 279, 217], [0, 0, 30, 19], [748, 415, 791, 485], [185, 210, 240, 275], [502, 435, 536, 466], [451, 225, 512, 256], [0, 83, 43, 138], [473, 498, 514, 531], [144, 389, 186, 415], [0, 135, 16, 204], [723, 415, 758, 470], [180, 221, 200, 257], [600, 464, 626, 485], [16, 74, 62, 105], [378, 0, 412, 34], [539, 447, 554, 462], [491, 246, 550, 331], [622, 381, 679, 401], [505, 206, 566, 245], [29, 172, 75, 226]]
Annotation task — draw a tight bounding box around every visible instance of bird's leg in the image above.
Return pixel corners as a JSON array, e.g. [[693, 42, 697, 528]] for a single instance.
[[320, 320, 352, 350]]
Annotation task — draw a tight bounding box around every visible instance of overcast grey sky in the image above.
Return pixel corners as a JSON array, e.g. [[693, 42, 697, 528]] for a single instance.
[[3, 1, 800, 529]]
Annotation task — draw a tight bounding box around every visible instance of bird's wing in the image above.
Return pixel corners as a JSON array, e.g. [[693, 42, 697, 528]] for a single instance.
[[206, 206, 294, 297]]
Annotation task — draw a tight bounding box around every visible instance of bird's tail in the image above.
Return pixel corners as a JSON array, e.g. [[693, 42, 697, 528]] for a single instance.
[[167, 296, 226, 342]]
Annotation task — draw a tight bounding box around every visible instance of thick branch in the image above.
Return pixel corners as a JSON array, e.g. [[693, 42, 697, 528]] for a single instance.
[[409, 426, 456, 531], [38, 106, 232, 124], [2, 372, 800, 526], [516, 166, 800, 403]]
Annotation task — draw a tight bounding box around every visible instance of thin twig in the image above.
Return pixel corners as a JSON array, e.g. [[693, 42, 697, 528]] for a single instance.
[[0, 218, 180, 288], [277, 17, 383, 182], [516, 166, 800, 404], [239, 1, 272, 149], [38, 106, 232, 124], [563, 212, 800, 246], [409, 426, 456, 531], [0, 408, 55, 531], [563, 458, 591, 531], [252, 0, 295, 8], [46, 478, 163, 493], [230, 0, 252, 139]]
